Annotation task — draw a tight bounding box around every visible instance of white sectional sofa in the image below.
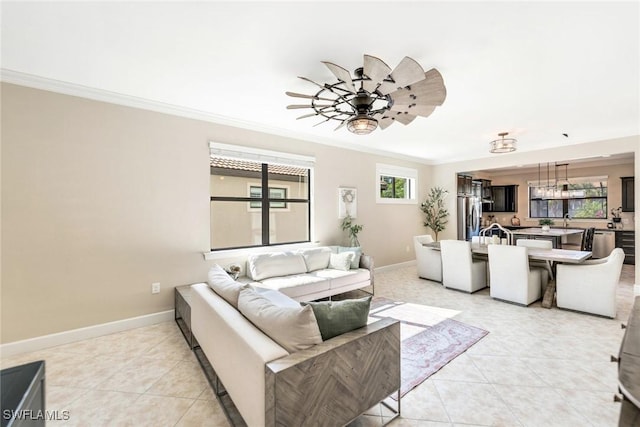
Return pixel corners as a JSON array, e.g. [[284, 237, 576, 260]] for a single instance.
[[190, 270, 400, 426], [242, 246, 374, 301]]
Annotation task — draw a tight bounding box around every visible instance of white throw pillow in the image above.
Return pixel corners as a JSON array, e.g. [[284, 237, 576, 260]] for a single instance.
[[247, 252, 308, 281], [298, 247, 332, 272], [206, 264, 247, 308], [338, 246, 362, 269], [329, 252, 354, 271], [237, 287, 322, 353]]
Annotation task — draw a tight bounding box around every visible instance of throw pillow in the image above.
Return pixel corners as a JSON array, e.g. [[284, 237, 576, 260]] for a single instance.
[[303, 296, 372, 340], [329, 252, 354, 271], [247, 252, 307, 281], [206, 264, 247, 308], [338, 246, 362, 269], [237, 287, 322, 353], [298, 247, 332, 272]]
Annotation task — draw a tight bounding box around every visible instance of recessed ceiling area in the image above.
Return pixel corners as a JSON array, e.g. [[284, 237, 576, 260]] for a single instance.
[[1, 2, 638, 164]]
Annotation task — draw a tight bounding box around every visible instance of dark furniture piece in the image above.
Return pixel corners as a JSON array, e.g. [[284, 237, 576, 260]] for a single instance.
[[581, 227, 595, 252], [1, 361, 45, 427], [457, 174, 473, 196], [616, 231, 635, 265], [485, 185, 518, 212], [175, 285, 198, 349], [616, 296, 640, 426], [621, 177, 634, 212]]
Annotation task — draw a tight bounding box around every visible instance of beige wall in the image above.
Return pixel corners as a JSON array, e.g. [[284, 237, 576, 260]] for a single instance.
[[1, 83, 430, 343]]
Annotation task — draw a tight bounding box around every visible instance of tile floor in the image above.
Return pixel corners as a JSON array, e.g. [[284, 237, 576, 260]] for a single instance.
[[1, 264, 635, 426]]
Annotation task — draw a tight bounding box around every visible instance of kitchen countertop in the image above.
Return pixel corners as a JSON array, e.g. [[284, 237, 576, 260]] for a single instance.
[[503, 225, 634, 233], [511, 227, 585, 236]]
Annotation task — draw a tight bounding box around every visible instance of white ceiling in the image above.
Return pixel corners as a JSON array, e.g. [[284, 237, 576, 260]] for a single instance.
[[2, 1, 639, 164]]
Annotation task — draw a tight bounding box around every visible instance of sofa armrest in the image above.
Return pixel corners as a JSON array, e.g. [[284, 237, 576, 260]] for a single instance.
[[360, 253, 375, 287], [264, 317, 400, 427]]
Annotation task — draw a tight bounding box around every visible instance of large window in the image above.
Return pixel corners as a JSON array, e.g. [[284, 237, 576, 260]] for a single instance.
[[209, 143, 313, 250], [529, 176, 608, 219], [376, 164, 418, 204]]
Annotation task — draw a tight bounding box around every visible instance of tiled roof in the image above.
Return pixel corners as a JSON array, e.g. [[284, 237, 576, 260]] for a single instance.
[[210, 157, 307, 176]]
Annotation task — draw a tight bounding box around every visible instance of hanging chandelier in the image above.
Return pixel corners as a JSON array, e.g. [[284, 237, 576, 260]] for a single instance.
[[489, 132, 517, 153]]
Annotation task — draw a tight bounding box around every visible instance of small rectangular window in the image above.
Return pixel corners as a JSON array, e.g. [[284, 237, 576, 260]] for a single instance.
[[376, 164, 418, 204]]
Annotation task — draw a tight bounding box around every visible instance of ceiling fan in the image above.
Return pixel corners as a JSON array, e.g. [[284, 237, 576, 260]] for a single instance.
[[286, 54, 447, 135]]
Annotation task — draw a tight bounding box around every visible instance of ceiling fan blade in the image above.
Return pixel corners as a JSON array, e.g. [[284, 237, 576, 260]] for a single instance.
[[334, 120, 347, 131], [363, 54, 391, 93], [390, 104, 436, 118], [297, 76, 326, 89], [388, 69, 447, 106], [322, 61, 356, 93], [378, 115, 395, 130], [394, 113, 417, 125], [285, 91, 335, 102], [296, 109, 336, 120], [286, 104, 333, 109], [378, 56, 425, 94]]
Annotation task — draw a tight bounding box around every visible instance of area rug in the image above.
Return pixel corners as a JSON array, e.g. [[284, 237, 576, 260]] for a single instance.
[[369, 297, 488, 397]]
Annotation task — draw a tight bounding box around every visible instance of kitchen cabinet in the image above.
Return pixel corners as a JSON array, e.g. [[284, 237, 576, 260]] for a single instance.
[[457, 175, 473, 196], [487, 185, 518, 212], [621, 176, 634, 212], [616, 230, 635, 265]]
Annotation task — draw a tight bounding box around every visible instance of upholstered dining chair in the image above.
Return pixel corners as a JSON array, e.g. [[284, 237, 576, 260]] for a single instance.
[[581, 227, 595, 252], [440, 240, 486, 293], [413, 235, 442, 282], [556, 248, 625, 318], [516, 239, 552, 291], [488, 244, 542, 306]]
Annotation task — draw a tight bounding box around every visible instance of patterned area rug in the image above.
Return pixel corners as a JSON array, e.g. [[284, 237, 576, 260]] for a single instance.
[[369, 297, 488, 397]]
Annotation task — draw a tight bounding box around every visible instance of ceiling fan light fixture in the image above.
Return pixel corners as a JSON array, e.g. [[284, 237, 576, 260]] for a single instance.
[[490, 132, 517, 153], [347, 114, 378, 135]]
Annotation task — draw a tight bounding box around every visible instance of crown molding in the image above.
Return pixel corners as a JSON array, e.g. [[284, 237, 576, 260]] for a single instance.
[[0, 69, 433, 165]]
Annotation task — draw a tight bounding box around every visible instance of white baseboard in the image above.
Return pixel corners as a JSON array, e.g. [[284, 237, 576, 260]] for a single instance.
[[375, 260, 416, 273], [0, 310, 175, 358]]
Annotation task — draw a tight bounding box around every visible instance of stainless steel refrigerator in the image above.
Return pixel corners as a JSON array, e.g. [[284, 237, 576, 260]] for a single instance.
[[457, 195, 482, 241]]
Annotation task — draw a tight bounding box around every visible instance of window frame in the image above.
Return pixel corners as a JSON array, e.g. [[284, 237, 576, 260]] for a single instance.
[[208, 142, 314, 252], [375, 163, 418, 205]]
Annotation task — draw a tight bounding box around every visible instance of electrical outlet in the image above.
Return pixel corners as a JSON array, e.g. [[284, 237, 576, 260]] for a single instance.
[[151, 282, 160, 294]]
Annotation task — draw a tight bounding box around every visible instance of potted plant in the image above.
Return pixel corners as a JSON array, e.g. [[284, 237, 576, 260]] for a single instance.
[[539, 218, 554, 231], [420, 187, 449, 241], [341, 215, 363, 247]]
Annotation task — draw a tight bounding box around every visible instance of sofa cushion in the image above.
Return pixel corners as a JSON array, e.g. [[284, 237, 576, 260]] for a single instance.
[[258, 274, 330, 299], [310, 268, 371, 290], [238, 287, 322, 353], [207, 264, 247, 308], [303, 296, 372, 340], [329, 252, 354, 271], [338, 246, 362, 269], [298, 247, 332, 272], [247, 252, 307, 281]]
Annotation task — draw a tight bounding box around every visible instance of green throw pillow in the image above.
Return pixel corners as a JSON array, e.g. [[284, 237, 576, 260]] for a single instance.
[[303, 296, 372, 340]]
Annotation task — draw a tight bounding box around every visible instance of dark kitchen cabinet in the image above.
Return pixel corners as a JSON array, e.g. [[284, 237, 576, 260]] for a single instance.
[[616, 230, 635, 265], [457, 174, 473, 195], [621, 177, 634, 212], [487, 185, 518, 212]]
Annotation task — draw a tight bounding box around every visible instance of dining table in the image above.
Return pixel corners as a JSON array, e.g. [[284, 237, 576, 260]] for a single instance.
[[423, 241, 593, 308]]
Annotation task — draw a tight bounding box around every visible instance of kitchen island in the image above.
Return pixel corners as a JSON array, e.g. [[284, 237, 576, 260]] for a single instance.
[[511, 227, 584, 249]]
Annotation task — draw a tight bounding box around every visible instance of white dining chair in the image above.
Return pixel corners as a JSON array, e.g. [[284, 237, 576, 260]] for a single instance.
[[556, 248, 625, 318], [440, 240, 486, 293], [413, 235, 442, 282], [488, 244, 542, 306], [516, 239, 552, 292]]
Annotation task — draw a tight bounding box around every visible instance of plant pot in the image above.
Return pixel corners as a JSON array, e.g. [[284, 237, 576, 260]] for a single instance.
[[612, 217, 622, 223], [541, 225, 550, 232]]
